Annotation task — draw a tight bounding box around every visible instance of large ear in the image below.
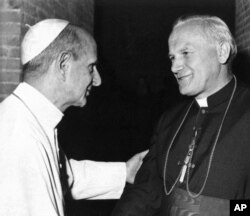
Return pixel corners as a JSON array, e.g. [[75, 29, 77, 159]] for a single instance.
[[217, 42, 230, 64], [56, 51, 73, 81]]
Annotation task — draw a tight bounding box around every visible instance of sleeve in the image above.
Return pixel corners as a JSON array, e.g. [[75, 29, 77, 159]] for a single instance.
[[66, 159, 126, 200], [111, 132, 163, 216]]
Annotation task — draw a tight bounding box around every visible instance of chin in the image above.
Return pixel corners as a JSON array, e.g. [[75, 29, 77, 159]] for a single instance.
[[74, 98, 87, 108], [179, 85, 195, 96], [80, 100, 87, 107], [179, 87, 188, 96]]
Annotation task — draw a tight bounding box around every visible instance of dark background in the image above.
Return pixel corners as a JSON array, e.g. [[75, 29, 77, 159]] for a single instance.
[[58, 0, 235, 215]]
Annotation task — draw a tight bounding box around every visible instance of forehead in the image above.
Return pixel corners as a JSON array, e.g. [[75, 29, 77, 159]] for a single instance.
[[77, 28, 97, 53], [79, 39, 97, 64], [168, 23, 211, 51]]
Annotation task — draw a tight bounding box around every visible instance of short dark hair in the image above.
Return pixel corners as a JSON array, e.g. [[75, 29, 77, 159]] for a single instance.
[[22, 24, 93, 81]]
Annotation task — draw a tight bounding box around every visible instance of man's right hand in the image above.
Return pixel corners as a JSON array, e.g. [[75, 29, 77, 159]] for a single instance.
[[125, 150, 149, 184]]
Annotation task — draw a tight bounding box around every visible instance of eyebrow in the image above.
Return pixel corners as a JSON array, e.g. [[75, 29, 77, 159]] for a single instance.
[[169, 46, 191, 55], [88, 60, 99, 67], [181, 47, 190, 51], [168, 51, 175, 58]]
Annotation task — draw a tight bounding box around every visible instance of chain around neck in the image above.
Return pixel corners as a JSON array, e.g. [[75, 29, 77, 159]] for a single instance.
[[163, 75, 237, 197]]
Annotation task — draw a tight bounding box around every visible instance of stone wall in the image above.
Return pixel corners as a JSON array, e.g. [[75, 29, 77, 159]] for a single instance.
[[235, 0, 250, 52], [0, 0, 22, 101], [234, 0, 250, 82]]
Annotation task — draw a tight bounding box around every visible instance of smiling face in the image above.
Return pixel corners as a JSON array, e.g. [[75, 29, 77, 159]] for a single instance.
[[168, 23, 225, 99]]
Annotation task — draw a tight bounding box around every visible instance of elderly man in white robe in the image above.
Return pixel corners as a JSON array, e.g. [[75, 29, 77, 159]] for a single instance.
[[0, 19, 148, 216]]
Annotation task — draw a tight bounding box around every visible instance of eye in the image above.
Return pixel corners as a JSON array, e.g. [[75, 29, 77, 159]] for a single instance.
[[88, 63, 96, 74], [89, 65, 94, 74], [169, 55, 175, 62], [182, 49, 193, 57]]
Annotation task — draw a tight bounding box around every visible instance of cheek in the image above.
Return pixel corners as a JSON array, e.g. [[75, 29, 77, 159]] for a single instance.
[[80, 76, 91, 90], [191, 55, 213, 78]]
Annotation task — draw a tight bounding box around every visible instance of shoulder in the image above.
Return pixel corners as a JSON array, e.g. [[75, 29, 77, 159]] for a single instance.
[[157, 97, 192, 129], [0, 95, 40, 149], [234, 80, 250, 104]]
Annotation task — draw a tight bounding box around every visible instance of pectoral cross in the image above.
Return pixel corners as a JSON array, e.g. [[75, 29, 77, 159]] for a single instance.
[[178, 138, 196, 183]]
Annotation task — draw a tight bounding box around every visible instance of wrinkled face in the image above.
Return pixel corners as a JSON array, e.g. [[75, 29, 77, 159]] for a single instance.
[[168, 23, 222, 99], [67, 42, 101, 108]]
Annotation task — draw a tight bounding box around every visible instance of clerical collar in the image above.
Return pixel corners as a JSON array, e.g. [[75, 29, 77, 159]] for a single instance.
[[194, 78, 235, 109], [196, 98, 208, 107]]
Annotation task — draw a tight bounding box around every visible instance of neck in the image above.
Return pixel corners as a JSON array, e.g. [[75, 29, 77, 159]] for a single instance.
[[24, 79, 66, 112], [195, 71, 233, 100]]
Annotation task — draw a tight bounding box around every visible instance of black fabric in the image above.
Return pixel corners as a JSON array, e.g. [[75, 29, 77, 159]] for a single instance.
[[112, 79, 250, 216], [159, 188, 229, 216]]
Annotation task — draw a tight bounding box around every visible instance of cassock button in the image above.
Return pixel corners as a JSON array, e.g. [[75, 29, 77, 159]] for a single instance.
[[201, 109, 206, 114]]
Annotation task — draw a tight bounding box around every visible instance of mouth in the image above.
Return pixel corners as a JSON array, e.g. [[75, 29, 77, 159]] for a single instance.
[[86, 86, 92, 96], [177, 74, 192, 84]]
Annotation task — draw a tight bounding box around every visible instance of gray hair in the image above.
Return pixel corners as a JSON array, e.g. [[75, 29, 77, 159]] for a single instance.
[[22, 24, 94, 81], [172, 15, 237, 62]]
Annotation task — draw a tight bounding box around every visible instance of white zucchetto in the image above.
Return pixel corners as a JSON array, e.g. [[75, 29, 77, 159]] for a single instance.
[[21, 19, 69, 65]]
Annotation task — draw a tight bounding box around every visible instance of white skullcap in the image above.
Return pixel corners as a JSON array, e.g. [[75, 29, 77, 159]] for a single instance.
[[21, 19, 69, 65]]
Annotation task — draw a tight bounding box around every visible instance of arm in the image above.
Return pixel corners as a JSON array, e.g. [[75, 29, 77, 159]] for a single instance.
[[66, 150, 148, 200], [67, 159, 126, 200], [111, 143, 163, 216]]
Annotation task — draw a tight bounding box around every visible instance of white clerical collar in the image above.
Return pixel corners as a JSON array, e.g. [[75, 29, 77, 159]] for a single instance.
[[196, 97, 208, 107], [13, 82, 63, 129]]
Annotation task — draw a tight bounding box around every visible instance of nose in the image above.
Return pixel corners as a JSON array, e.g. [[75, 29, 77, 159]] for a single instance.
[[171, 57, 184, 74], [92, 66, 102, 86]]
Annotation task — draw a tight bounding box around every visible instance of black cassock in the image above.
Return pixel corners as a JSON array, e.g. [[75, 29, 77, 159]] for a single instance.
[[112, 78, 250, 216]]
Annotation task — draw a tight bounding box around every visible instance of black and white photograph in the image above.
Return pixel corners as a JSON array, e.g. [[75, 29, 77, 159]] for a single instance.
[[1, 0, 250, 215]]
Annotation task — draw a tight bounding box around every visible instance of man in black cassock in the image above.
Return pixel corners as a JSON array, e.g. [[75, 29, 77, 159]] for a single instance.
[[112, 15, 250, 216]]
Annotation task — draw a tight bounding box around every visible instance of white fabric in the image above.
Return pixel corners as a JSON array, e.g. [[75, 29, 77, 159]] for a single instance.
[[0, 82, 126, 216], [196, 97, 208, 107], [21, 19, 69, 64]]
